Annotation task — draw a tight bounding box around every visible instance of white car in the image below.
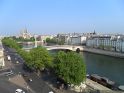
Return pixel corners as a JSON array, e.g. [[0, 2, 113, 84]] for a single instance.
[[15, 89, 25, 93], [49, 91, 54, 93], [7, 55, 11, 61], [16, 61, 19, 64]]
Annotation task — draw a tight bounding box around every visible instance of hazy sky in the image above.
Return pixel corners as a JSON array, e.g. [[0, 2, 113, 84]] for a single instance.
[[0, 0, 124, 36]]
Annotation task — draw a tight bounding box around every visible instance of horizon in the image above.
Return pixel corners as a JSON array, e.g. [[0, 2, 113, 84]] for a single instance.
[[0, 0, 124, 36]]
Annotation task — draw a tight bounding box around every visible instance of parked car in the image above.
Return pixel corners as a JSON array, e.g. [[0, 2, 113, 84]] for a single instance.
[[28, 78, 32, 82], [7, 55, 11, 61], [15, 89, 25, 93]]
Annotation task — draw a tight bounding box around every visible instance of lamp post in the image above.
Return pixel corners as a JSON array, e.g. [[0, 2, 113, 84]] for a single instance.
[[34, 35, 37, 48]]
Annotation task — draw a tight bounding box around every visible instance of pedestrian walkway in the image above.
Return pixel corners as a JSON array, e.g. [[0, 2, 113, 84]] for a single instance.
[[9, 75, 35, 93], [0, 53, 13, 71], [86, 79, 123, 93], [86, 78, 111, 90], [83, 47, 124, 58]]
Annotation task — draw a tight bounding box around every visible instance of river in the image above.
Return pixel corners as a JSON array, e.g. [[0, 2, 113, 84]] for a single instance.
[[82, 52, 124, 86]]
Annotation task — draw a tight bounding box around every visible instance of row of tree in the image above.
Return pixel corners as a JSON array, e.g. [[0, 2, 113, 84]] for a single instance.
[[2, 37, 22, 50], [12, 36, 35, 42], [2, 37, 86, 85], [46, 38, 65, 45]]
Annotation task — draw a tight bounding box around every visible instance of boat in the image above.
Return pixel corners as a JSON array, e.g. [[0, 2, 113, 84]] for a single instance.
[[90, 74, 117, 89]]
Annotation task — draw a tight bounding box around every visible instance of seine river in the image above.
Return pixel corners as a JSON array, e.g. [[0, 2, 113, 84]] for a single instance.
[[82, 52, 124, 86]]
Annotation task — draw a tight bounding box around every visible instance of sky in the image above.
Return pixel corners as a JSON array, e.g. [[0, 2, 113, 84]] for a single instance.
[[0, 0, 124, 36]]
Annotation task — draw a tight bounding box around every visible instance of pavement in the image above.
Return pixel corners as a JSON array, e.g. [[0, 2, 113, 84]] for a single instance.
[[86, 78, 111, 91], [9, 75, 35, 93]]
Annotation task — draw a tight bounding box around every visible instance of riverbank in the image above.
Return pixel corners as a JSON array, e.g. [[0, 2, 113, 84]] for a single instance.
[[82, 47, 124, 58]]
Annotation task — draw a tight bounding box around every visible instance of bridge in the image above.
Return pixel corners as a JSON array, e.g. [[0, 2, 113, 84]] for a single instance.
[[23, 45, 84, 52]]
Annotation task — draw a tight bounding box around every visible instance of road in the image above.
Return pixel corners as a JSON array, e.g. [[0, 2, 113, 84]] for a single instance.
[[0, 46, 55, 93]]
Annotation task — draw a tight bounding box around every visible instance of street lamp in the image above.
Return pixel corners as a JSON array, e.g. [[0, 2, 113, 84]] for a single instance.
[[34, 35, 37, 48]]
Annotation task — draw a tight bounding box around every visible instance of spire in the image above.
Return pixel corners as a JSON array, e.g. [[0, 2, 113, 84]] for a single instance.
[[93, 29, 96, 35], [24, 28, 28, 33]]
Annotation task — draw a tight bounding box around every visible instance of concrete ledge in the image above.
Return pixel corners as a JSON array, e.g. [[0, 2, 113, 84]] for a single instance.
[[82, 47, 124, 58]]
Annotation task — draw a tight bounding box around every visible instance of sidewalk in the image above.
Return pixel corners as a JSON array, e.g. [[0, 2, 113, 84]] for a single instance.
[[41, 72, 97, 93], [0, 58, 12, 71], [9, 75, 35, 93]]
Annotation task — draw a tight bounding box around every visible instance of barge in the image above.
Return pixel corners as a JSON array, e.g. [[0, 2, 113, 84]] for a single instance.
[[89, 74, 118, 90]]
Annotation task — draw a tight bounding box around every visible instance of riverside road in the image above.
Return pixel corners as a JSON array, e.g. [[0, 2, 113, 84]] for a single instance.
[[0, 46, 55, 93]]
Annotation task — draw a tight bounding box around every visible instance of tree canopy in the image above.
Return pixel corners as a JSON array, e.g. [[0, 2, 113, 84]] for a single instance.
[[2, 37, 52, 72], [2, 37, 22, 50], [54, 51, 86, 85], [25, 46, 53, 71], [46, 37, 64, 45], [12, 36, 35, 42]]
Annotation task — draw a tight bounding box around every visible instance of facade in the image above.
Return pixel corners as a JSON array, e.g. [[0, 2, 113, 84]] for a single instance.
[[86, 34, 124, 52], [36, 35, 54, 45], [0, 39, 4, 67], [20, 29, 32, 39], [56, 32, 90, 45], [68, 36, 87, 45]]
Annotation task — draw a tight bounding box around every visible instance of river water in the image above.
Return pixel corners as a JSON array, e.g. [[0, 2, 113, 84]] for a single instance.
[[82, 52, 124, 86]]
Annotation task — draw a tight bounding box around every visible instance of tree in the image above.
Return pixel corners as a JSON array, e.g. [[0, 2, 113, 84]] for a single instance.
[[46, 38, 57, 44], [26, 46, 52, 72], [46, 38, 51, 43], [54, 51, 86, 85], [2, 37, 21, 50], [58, 39, 65, 45]]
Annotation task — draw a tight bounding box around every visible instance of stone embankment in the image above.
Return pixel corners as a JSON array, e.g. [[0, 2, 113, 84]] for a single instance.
[[82, 47, 124, 58]]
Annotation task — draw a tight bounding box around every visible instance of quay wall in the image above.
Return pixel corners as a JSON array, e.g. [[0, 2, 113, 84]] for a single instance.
[[82, 47, 124, 58]]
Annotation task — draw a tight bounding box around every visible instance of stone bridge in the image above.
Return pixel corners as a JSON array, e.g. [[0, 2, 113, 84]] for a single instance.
[[23, 45, 84, 52]]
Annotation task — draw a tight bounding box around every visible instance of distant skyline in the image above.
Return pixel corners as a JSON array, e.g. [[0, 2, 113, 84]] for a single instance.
[[0, 0, 124, 36]]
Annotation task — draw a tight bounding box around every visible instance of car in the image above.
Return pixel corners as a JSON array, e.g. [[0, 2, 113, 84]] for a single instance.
[[16, 61, 19, 64], [28, 78, 32, 82], [49, 91, 54, 93], [15, 89, 25, 93], [7, 55, 11, 61]]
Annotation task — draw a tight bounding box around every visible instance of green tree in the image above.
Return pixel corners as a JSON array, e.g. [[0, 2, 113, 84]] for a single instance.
[[58, 39, 65, 45], [54, 51, 86, 85], [46, 38, 51, 43], [26, 46, 52, 72], [2, 37, 21, 50]]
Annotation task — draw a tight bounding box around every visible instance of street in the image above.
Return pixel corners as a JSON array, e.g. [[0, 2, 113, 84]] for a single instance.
[[0, 46, 55, 93]]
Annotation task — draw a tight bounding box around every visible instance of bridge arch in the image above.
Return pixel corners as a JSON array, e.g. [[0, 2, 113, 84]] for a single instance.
[[23, 45, 84, 52], [46, 47, 73, 51], [76, 48, 80, 53]]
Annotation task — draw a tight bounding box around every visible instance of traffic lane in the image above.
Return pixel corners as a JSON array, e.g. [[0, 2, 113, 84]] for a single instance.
[[23, 73, 55, 93], [3, 46, 17, 53], [7, 53, 24, 64], [0, 86, 13, 93], [0, 78, 27, 93], [4, 46, 55, 93]]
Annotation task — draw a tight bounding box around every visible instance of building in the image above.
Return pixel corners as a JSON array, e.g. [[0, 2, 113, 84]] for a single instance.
[[56, 32, 90, 45], [19, 29, 32, 39], [0, 38, 4, 68], [86, 34, 124, 52], [36, 35, 54, 46], [68, 35, 87, 45]]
